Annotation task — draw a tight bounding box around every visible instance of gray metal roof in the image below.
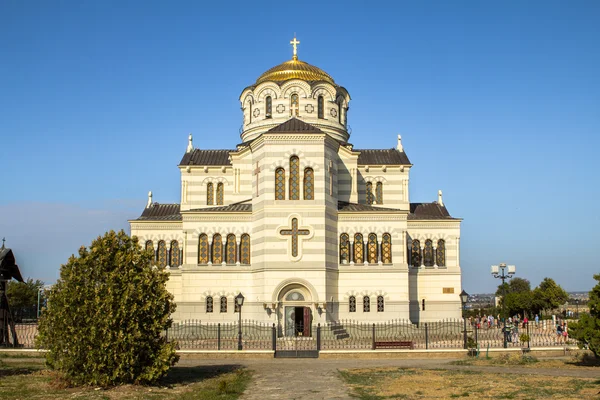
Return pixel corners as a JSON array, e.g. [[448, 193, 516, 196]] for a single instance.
[[136, 203, 182, 221], [187, 203, 253, 213], [266, 118, 323, 134], [179, 149, 233, 166], [338, 202, 400, 212], [356, 149, 411, 165], [408, 202, 456, 220]]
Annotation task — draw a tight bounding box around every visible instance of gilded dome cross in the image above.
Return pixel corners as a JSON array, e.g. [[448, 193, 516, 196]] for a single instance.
[[290, 37, 300, 60]]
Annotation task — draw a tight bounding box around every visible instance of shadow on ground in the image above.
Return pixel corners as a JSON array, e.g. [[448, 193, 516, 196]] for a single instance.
[[0, 366, 42, 378], [566, 353, 600, 367], [160, 364, 244, 386]]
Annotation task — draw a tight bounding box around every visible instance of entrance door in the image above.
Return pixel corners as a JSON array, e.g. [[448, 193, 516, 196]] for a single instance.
[[277, 306, 317, 358], [285, 306, 312, 337]]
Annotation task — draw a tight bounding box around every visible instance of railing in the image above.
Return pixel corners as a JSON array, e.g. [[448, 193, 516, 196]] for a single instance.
[[0, 319, 572, 351]]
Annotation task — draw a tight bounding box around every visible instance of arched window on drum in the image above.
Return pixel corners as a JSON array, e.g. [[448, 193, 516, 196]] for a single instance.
[[381, 233, 392, 264], [157, 240, 167, 268]]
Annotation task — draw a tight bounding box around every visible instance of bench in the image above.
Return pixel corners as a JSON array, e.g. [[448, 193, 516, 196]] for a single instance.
[[374, 340, 414, 350]]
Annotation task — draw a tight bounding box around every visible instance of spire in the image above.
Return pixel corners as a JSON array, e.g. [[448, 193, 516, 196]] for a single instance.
[[290, 36, 300, 61], [1, 237, 5, 249], [438, 190, 444, 206], [147, 191, 153, 208], [396, 135, 403, 152], [186, 133, 194, 153]]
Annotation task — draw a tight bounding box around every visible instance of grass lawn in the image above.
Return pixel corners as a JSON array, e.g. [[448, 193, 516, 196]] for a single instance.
[[0, 358, 251, 400], [339, 356, 600, 400]]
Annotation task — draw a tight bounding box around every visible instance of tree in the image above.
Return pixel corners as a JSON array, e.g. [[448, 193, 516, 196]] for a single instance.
[[36, 230, 179, 386], [532, 277, 569, 313], [569, 274, 600, 358], [496, 277, 533, 318], [6, 278, 44, 321]]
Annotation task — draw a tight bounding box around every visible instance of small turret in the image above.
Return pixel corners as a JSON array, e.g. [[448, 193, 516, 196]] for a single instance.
[[186, 133, 194, 153], [397, 135, 403, 152], [438, 190, 444, 206], [147, 191, 153, 208]]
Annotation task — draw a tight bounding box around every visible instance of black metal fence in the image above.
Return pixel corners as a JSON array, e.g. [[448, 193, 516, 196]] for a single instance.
[[1, 319, 571, 351]]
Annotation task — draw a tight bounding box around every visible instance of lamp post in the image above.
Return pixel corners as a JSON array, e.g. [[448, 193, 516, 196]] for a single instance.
[[235, 293, 245, 351], [491, 263, 516, 348], [460, 290, 469, 349], [575, 299, 579, 319]]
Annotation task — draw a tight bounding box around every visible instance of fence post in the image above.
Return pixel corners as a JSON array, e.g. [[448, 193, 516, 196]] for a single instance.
[[217, 323, 221, 351], [425, 323, 429, 350], [372, 323, 376, 350], [527, 321, 530, 349], [317, 323, 321, 351], [272, 323, 276, 351]]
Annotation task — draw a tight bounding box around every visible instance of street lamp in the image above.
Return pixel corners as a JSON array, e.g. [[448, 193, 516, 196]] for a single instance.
[[575, 299, 579, 319], [491, 263, 516, 348], [235, 293, 245, 351], [460, 290, 469, 349]]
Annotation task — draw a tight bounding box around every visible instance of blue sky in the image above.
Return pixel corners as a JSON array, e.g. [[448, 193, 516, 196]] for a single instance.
[[1, 1, 598, 293]]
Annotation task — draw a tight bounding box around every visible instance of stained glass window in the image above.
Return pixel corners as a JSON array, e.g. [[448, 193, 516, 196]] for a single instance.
[[424, 239, 434, 267], [226, 234, 236, 264], [376, 182, 383, 204], [240, 234, 250, 264], [382, 233, 392, 264], [436, 239, 446, 267], [212, 234, 223, 264], [207, 183, 214, 205], [145, 240, 154, 261], [303, 168, 314, 200], [198, 234, 209, 264], [367, 233, 378, 263], [366, 182, 374, 205], [354, 233, 364, 263], [339, 233, 350, 263], [206, 296, 213, 313], [411, 239, 421, 267], [363, 296, 370, 312], [157, 240, 167, 268], [349, 296, 356, 313], [275, 168, 285, 200], [220, 296, 227, 313], [266, 96, 272, 118], [169, 240, 180, 267], [289, 156, 300, 200], [318, 96, 324, 119], [290, 93, 299, 116], [216, 182, 224, 205], [377, 296, 384, 312]]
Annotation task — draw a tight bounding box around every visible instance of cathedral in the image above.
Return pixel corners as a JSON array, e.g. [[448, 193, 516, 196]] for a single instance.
[[129, 38, 463, 336]]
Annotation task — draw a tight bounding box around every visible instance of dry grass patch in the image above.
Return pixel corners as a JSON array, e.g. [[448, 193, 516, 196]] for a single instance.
[[450, 353, 600, 371], [0, 358, 251, 400], [339, 367, 600, 399]]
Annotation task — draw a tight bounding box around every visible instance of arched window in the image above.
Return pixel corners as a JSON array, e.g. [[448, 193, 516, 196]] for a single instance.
[[240, 234, 251, 265], [206, 296, 213, 313], [367, 233, 378, 263], [377, 296, 384, 312], [339, 233, 350, 263], [169, 240, 180, 267], [382, 233, 392, 264], [157, 240, 167, 268], [366, 182, 374, 205], [363, 296, 370, 312], [198, 234, 209, 264], [216, 182, 224, 205], [318, 96, 324, 119], [354, 233, 364, 263], [212, 234, 223, 264], [349, 296, 356, 312], [376, 182, 383, 204], [266, 96, 272, 118], [436, 239, 446, 267], [145, 240, 154, 261], [207, 183, 214, 205], [303, 167, 314, 200], [411, 239, 421, 267], [289, 156, 300, 200], [226, 234, 236, 264], [424, 239, 434, 267], [220, 296, 227, 313], [275, 168, 285, 200], [290, 93, 299, 116]]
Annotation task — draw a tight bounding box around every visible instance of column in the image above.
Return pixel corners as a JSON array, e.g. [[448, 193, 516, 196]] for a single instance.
[[349, 240, 354, 265], [236, 239, 241, 266], [420, 243, 425, 267], [433, 246, 437, 268], [377, 234, 383, 264], [363, 238, 368, 265]]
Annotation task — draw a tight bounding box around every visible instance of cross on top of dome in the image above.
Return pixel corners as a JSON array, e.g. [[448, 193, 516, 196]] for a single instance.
[[290, 36, 300, 60]]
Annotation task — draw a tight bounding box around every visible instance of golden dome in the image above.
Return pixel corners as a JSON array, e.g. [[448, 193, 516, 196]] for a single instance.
[[256, 59, 335, 85]]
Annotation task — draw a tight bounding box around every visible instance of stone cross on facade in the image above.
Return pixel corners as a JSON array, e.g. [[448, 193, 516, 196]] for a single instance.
[[278, 218, 311, 258], [253, 162, 260, 197], [290, 37, 300, 60]]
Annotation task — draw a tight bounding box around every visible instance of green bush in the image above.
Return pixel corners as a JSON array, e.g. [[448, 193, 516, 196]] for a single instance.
[[36, 230, 179, 386], [569, 274, 600, 358]]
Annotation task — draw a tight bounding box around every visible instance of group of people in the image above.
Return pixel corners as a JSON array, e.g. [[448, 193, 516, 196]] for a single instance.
[[469, 312, 569, 344]]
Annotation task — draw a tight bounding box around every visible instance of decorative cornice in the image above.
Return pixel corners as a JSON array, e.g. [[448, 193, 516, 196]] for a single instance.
[[130, 222, 182, 230], [408, 221, 461, 229], [182, 215, 253, 222]]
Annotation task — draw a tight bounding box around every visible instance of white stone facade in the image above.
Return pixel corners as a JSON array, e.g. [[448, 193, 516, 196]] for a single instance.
[[129, 49, 463, 335]]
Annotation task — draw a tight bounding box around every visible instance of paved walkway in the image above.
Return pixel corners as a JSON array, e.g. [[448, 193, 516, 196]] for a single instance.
[[175, 357, 600, 400]]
